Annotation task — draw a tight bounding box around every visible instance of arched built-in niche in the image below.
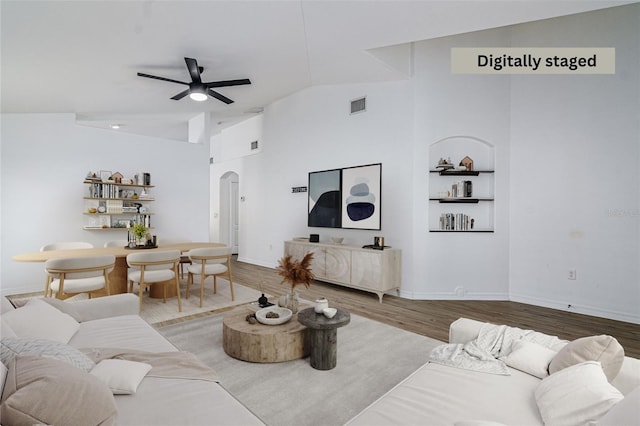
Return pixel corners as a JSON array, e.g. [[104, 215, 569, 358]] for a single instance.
[[428, 136, 495, 232]]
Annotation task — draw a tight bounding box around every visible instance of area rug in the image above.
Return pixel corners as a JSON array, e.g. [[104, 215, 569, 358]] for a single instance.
[[157, 311, 443, 426], [8, 279, 264, 326], [138, 279, 263, 325]]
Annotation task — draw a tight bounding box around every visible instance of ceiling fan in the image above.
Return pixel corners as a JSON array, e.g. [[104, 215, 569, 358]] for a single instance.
[[137, 57, 251, 104]]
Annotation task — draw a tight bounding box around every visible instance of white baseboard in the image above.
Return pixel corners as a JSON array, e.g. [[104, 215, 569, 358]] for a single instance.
[[510, 293, 640, 325], [236, 256, 277, 269], [399, 289, 509, 300]]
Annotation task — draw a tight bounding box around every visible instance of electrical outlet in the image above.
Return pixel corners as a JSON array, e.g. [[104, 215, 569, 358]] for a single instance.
[[568, 269, 577, 280]]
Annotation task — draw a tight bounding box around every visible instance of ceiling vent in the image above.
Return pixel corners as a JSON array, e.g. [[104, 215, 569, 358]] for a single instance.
[[250, 140, 259, 150], [350, 96, 366, 115]]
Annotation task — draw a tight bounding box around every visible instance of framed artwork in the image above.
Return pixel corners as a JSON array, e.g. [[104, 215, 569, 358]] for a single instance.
[[308, 168, 341, 228], [100, 170, 113, 182], [341, 163, 381, 230]]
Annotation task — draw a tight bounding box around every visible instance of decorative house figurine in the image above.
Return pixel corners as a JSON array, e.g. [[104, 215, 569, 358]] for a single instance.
[[460, 156, 474, 171], [111, 172, 123, 183]]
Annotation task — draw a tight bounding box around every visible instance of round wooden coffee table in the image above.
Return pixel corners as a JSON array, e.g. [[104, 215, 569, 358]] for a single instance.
[[222, 306, 309, 363]]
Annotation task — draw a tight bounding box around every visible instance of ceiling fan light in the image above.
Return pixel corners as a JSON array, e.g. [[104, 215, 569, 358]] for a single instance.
[[189, 91, 207, 102]]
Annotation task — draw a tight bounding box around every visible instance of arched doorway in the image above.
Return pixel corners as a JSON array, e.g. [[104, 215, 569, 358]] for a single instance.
[[219, 171, 239, 254]]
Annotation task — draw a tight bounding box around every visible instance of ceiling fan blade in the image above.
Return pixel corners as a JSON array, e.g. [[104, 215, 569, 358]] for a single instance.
[[171, 89, 190, 100], [137, 72, 188, 86], [184, 57, 202, 84], [204, 79, 251, 88], [208, 89, 234, 104]]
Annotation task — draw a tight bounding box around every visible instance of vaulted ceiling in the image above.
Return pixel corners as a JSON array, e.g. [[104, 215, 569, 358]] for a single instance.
[[1, 1, 632, 141]]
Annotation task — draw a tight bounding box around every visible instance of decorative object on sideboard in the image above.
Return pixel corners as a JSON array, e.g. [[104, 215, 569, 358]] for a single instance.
[[331, 237, 344, 244], [374, 236, 385, 249], [309, 234, 319, 243]]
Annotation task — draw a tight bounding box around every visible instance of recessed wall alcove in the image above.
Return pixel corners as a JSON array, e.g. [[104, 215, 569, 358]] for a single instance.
[[428, 136, 496, 232]]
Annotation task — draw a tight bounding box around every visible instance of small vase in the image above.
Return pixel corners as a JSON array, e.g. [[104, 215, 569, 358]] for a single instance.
[[283, 289, 299, 314]]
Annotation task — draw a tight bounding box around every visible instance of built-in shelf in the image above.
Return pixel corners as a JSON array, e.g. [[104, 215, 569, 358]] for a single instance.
[[429, 137, 496, 232], [429, 197, 495, 203]]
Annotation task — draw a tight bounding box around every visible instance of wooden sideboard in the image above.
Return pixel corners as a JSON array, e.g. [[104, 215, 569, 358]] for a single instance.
[[284, 240, 401, 302]]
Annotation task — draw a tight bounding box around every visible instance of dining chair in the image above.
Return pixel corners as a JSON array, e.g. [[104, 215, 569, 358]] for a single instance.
[[40, 241, 94, 297], [45, 255, 115, 300], [104, 240, 128, 248], [159, 238, 192, 279], [126, 250, 182, 313], [186, 246, 234, 308]]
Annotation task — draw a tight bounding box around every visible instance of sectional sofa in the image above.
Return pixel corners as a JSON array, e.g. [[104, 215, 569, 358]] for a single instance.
[[0, 293, 263, 425], [348, 317, 640, 425], [2, 294, 638, 426]]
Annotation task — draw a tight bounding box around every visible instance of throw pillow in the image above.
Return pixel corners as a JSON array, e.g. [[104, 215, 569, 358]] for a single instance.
[[595, 386, 640, 426], [549, 335, 624, 381], [535, 361, 624, 426], [90, 358, 152, 394], [500, 340, 557, 379], [0, 298, 79, 343], [1, 337, 95, 372], [40, 297, 83, 322], [1, 355, 117, 425]]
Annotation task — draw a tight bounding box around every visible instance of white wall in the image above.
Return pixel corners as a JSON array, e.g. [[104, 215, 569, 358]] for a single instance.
[[211, 82, 415, 280], [508, 6, 640, 323], [1, 113, 211, 295], [209, 114, 262, 244], [411, 27, 512, 300], [210, 4, 639, 323]]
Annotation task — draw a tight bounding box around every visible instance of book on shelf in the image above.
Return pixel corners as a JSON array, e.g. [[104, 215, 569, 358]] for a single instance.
[[449, 180, 473, 198], [439, 213, 474, 231]]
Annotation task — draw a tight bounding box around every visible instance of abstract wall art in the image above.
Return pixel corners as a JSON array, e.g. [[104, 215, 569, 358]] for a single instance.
[[341, 163, 381, 230], [308, 168, 342, 228]]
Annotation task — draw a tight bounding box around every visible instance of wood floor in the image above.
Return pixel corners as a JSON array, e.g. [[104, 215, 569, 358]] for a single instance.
[[230, 257, 640, 358]]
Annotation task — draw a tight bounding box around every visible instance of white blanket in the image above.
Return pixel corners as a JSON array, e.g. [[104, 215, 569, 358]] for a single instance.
[[429, 323, 564, 375]]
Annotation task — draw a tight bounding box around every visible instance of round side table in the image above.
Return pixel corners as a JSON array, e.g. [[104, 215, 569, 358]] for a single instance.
[[297, 307, 350, 370]]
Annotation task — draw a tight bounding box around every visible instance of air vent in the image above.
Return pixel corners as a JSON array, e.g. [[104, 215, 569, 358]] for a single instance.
[[350, 96, 366, 114], [250, 140, 259, 150]]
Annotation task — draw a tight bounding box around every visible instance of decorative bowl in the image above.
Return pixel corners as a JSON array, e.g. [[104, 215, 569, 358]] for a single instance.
[[323, 307, 338, 319], [255, 307, 293, 325], [331, 237, 344, 244]]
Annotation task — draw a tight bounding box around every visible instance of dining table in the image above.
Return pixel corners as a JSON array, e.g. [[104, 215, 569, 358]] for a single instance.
[[12, 242, 225, 296]]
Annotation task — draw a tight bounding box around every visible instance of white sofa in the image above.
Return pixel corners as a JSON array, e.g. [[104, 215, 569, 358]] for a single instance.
[[348, 317, 640, 426], [0, 294, 263, 425]]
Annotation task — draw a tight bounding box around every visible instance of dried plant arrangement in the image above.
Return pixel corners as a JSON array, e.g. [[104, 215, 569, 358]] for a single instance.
[[276, 252, 315, 290]]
